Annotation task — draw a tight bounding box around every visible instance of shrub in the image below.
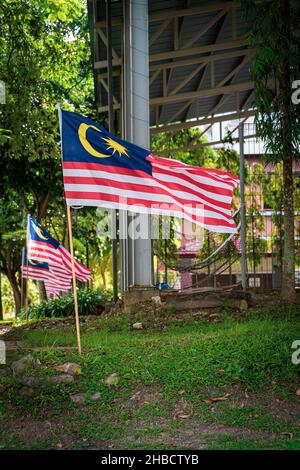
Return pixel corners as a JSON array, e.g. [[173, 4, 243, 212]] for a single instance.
[[19, 289, 112, 320]]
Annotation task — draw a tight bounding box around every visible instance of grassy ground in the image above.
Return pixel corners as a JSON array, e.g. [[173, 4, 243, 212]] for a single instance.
[[0, 304, 300, 450]]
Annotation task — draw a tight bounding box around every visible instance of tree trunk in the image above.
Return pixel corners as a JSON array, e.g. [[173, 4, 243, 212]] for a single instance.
[[101, 271, 107, 290], [279, 0, 296, 301], [7, 272, 21, 317], [281, 156, 296, 301], [37, 280, 47, 302], [0, 271, 3, 320]]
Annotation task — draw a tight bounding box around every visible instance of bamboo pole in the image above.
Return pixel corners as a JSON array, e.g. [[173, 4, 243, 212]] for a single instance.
[[25, 216, 30, 322], [66, 205, 82, 355], [56, 103, 82, 354]]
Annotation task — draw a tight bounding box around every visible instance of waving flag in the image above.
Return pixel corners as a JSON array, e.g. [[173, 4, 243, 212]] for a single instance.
[[21, 249, 71, 292], [60, 110, 239, 233], [27, 216, 91, 281]]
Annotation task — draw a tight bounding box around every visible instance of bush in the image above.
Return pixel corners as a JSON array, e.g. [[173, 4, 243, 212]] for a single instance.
[[19, 289, 112, 320]]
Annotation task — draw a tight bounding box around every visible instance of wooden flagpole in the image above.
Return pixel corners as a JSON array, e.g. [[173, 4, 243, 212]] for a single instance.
[[66, 205, 82, 355], [56, 103, 81, 355], [25, 215, 30, 322]]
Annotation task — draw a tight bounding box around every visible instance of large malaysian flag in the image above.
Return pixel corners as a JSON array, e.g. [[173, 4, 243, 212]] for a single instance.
[[60, 110, 239, 234]]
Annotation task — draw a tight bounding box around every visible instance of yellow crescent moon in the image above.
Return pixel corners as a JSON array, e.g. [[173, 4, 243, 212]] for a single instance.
[[29, 259, 39, 266], [32, 223, 49, 241], [78, 123, 110, 158]]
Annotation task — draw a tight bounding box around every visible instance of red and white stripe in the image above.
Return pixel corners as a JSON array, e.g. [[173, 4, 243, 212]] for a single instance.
[[22, 265, 72, 297], [44, 281, 68, 298], [62, 155, 239, 234], [28, 242, 91, 281], [22, 265, 70, 287]]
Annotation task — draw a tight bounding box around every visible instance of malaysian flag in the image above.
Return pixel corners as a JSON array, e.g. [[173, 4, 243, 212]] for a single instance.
[[27, 216, 91, 281], [21, 249, 71, 293], [60, 110, 239, 233], [44, 282, 61, 298]]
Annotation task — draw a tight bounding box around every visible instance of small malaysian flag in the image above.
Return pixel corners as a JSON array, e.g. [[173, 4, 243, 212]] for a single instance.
[[27, 216, 91, 282], [21, 249, 72, 292]]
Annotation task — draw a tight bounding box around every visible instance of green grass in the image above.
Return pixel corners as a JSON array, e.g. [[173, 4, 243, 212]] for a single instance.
[[11, 314, 300, 391], [1, 305, 300, 450]]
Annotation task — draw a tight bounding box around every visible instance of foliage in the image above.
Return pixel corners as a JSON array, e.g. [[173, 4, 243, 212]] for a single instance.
[[19, 289, 112, 320], [246, 163, 267, 270], [0, 1, 109, 309], [151, 128, 217, 166], [242, 0, 300, 300], [242, 0, 300, 160]]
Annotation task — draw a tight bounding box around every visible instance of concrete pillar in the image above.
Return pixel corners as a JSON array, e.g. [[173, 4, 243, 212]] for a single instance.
[[121, 0, 153, 287]]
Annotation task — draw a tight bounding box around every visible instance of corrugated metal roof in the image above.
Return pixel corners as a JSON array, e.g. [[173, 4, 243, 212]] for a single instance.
[[91, 0, 255, 131]]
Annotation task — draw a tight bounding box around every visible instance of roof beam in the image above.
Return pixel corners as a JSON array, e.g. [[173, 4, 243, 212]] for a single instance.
[[98, 77, 118, 105], [98, 81, 256, 114], [97, 27, 120, 61], [169, 63, 206, 95], [149, 69, 161, 86], [182, 9, 228, 49], [149, 49, 252, 72], [154, 133, 257, 154], [149, 18, 172, 47], [94, 48, 251, 71], [150, 38, 248, 63], [159, 5, 189, 124], [150, 81, 254, 107], [184, 12, 228, 121], [150, 110, 255, 135], [217, 53, 254, 88], [96, 2, 237, 27]]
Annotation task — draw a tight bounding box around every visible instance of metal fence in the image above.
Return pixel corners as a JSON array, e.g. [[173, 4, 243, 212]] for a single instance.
[[175, 157, 300, 291]]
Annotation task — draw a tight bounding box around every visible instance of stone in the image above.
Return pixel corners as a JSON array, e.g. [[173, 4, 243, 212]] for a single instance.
[[239, 299, 248, 312], [91, 392, 102, 401], [11, 354, 39, 374], [19, 375, 40, 388], [19, 386, 35, 398], [49, 374, 74, 384], [151, 296, 162, 305], [106, 372, 119, 387], [70, 392, 87, 404], [0, 367, 12, 377], [53, 362, 82, 376], [132, 322, 143, 330]]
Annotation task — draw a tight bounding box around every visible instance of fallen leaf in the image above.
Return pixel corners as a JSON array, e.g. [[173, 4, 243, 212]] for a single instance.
[[177, 414, 190, 419], [178, 390, 185, 395], [296, 388, 300, 397], [202, 392, 232, 404]]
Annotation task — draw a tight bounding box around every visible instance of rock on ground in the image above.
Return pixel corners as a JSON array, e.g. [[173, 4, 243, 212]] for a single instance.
[[18, 375, 40, 388], [53, 362, 82, 376], [49, 374, 74, 384], [11, 354, 40, 374], [91, 392, 101, 401], [106, 373, 119, 387], [19, 386, 35, 398], [70, 392, 87, 404]]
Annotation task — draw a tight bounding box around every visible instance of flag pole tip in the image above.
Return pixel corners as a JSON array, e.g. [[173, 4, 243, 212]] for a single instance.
[[55, 103, 61, 110]]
